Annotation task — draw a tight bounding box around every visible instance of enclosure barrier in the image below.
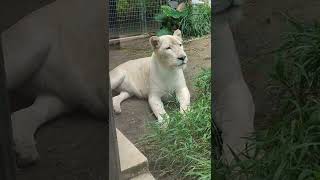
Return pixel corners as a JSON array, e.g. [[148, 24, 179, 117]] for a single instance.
[[109, 0, 166, 39]]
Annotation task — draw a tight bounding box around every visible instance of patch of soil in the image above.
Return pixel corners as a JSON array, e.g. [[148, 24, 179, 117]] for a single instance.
[[9, 93, 107, 180], [15, 113, 107, 180], [109, 36, 211, 179], [231, 0, 320, 129]]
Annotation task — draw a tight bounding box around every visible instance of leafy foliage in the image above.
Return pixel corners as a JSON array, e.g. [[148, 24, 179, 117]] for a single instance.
[[155, 4, 211, 37]]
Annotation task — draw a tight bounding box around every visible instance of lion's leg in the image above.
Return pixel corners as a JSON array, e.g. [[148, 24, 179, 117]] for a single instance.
[[11, 94, 69, 167], [112, 91, 131, 114], [110, 69, 125, 90], [176, 87, 191, 113], [148, 94, 167, 123], [1, 15, 52, 90]]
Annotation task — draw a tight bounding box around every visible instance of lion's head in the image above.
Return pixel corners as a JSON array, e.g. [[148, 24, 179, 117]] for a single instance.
[[149, 29, 188, 70]]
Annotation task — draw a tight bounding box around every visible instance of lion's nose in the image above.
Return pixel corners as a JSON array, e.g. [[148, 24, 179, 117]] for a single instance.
[[178, 55, 186, 61]]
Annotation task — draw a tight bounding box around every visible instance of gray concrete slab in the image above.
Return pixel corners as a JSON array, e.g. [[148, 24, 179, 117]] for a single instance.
[[117, 129, 150, 179]]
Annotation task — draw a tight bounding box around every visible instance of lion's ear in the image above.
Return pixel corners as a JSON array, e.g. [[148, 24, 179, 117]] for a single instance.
[[173, 29, 182, 41], [149, 36, 161, 49]]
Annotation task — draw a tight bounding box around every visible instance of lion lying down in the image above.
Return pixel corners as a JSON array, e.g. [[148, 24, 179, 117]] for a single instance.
[[110, 29, 191, 123], [2, 0, 107, 167]]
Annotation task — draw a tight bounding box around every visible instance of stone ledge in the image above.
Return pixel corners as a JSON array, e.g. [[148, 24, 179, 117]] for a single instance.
[[116, 129, 153, 180]]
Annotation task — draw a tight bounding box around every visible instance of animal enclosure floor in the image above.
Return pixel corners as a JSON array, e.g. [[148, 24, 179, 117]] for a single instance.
[[15, 113, 107, 180], [109, 36, 211, 179], [9, 94, 107, 180], [231, 0, 320, 130]]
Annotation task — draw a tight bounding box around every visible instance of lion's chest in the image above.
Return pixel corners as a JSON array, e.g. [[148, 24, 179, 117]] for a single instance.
[[149, 68, 185, 98]]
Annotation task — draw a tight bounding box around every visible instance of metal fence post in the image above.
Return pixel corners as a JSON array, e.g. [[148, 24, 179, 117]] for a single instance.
[[0, 37, 16, 180]]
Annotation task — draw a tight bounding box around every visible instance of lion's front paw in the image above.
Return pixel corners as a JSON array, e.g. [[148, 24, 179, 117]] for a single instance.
[[112, 97, 122, 114], [156, 119, 168, 129], [180, 106, 190, 114], [12, 120, 40, 167], [15, 142, 40, 167], [157, 114, 170, 128]]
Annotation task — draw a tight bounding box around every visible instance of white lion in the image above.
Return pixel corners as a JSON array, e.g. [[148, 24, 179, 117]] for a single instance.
[[1, 0, 107, 167], [110, 29, 190, 122]]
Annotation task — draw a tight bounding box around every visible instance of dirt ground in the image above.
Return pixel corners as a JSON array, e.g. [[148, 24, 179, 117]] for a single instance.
[[109, 36, 211, 178], [231, 0, 320, 129]]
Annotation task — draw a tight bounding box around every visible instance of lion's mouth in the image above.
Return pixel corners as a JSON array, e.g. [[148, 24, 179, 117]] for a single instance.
[[178, 62, 186, 66]]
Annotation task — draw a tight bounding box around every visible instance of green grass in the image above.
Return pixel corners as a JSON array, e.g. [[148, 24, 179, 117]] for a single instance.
[[216, 17, 320, 180], [180, 4, 211, 38], [138, 68, 212, 180]]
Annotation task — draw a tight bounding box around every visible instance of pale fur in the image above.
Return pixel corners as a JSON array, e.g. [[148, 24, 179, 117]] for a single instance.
[[110, 29, 190, 123], [1, 0, 107, 166]]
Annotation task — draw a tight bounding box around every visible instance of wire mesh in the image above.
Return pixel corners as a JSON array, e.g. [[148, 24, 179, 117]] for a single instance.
[[109, 0, 167, 39]]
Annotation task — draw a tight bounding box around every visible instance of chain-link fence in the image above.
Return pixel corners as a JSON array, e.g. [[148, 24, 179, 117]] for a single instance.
[[109, 0, 167, 39]]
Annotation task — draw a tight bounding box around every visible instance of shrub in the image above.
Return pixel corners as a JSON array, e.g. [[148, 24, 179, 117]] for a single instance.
[[155, 4, 211, 37]]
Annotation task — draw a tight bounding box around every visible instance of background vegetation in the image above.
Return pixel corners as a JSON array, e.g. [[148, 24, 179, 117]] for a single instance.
[[216, 18, 320, 180], [155, 4, 211, 37]]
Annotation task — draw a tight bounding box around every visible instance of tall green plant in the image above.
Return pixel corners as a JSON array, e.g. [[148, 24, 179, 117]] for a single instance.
[[155, 4, 211, 37], [181, 3, 211, 37], [154, 5, 187, 36]]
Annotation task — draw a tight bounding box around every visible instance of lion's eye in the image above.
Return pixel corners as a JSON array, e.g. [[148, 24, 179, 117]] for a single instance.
[[179, 44, 182, 46], [166, 47, 171, 49]]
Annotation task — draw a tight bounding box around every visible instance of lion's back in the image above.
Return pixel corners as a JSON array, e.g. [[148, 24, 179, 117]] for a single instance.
[[113, 57, 151, 98]]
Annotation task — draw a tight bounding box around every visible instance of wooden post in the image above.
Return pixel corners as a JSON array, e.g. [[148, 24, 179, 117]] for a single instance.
[[0, 37, 16, 180]]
